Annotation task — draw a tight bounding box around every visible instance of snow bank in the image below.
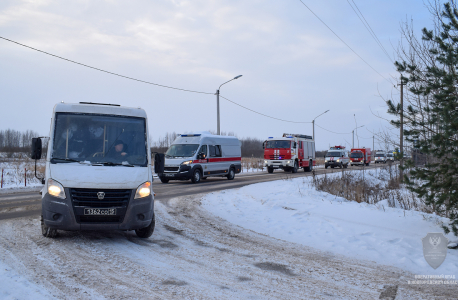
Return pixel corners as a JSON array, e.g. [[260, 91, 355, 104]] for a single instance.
[[0, 260, 56, 299], [202, 173, 458, 276]]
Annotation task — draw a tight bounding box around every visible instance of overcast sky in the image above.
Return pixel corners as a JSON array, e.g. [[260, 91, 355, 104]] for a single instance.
[[0, 0, 433, 150]]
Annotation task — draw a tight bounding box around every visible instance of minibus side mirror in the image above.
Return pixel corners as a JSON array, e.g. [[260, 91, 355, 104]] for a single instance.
[[31, 138, 42, 160], [154, 153, 165, 174], [197, 153, 206, 159]]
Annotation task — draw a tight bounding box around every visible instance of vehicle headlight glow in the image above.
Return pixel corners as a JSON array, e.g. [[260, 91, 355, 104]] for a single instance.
[[181, 160, 193, 165], [134, 181, 151, 199], [264, 160, 268, 164], [47, 179, 66, 199], [337, 159, 340, 162]]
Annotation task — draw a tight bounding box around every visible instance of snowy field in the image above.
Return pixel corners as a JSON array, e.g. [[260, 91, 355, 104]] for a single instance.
[[0, 160, 44, 190], [202, 168, 458, 277]]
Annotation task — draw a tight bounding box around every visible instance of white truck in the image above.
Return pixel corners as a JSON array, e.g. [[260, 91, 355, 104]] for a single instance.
[[324, 146, 350, 169], [31, 102, 162, 238]]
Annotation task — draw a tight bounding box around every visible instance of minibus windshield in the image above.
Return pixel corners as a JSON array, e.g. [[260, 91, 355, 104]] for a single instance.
[[51, 113, 147, 166], [165, 144, 199, 158]]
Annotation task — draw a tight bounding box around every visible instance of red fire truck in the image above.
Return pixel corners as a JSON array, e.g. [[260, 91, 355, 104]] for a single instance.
[[350, 148, 371, 166], [263, 133, 316, 173]]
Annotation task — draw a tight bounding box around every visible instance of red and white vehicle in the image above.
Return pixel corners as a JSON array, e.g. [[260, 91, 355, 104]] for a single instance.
[[263, 133, 316, 173], [324, 146, 350, 169], [350, 148, 371, 166]]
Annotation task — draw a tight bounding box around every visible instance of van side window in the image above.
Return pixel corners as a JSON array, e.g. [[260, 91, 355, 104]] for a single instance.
[[209, 145, 222, 157], [198, 145, 207, 158]]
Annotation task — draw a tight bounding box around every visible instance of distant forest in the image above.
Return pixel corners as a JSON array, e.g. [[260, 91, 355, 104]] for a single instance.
[[0, 129, 330, 158], [0, 129, 42, 152], [0, 129, 266, 158]]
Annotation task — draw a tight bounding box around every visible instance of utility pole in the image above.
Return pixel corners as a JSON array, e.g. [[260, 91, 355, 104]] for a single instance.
[[398, 78, 406, 183], [216, 89, 220, 135], [352, 130, 354, 148]]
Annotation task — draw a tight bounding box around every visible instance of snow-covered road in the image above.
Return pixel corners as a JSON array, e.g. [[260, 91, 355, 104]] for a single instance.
[[1, 191, 455, 299]]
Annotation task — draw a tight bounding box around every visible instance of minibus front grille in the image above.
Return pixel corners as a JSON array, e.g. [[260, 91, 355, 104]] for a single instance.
[[164, 167, 179, 172], [70, 188, 131, 224], [70, 189, 131, 207]]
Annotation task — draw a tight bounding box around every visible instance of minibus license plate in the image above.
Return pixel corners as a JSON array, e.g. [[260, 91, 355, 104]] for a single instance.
[[84, 208, 116, 215]]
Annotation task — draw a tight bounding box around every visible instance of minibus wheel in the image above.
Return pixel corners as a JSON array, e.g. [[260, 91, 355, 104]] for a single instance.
[[191, 169, 201, 183], [135, 214, 155, 238], [227, 168, 235, 180], [41, 215, 57, 238], [160, 178, 169, 183]]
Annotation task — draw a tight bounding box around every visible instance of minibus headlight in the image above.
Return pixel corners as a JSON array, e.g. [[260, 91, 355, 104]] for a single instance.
[[181, 160, 193, 165], [47, 179, 66, 199], [264, 160, 268, 164], [134, 181, 151, 199]]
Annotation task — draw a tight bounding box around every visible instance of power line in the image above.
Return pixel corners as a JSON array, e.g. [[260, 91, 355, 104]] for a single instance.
[[1, 36, 325, 124], [297, 0, 395, 86], [347, 0, 394, 64], [219, 95, 312, 123], [315, 124, 351, 135], [0, 36, 214, 95]]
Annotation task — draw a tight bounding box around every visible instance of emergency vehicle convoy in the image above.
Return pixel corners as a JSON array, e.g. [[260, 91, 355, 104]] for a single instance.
[[350, 148, 371, 166], [263, 133, 316, 173], [324, 146, 350, 168]]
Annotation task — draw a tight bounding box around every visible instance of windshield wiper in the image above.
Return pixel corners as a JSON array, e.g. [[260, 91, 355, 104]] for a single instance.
[[52, 157, 81, 163], [95, 162, 135, 167]]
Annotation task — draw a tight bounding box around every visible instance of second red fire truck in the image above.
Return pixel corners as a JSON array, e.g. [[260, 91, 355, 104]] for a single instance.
[[263, 133, 316, 173], [350, 147, 372, 166]]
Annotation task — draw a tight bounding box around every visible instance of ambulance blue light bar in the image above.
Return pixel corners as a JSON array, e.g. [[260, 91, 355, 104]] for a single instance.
[[181, 134, 201, 137], [268, 137, 273, 139]]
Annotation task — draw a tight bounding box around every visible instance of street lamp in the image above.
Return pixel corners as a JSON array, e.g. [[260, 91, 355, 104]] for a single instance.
[[352, 125, 364, 148], [216, 75, 243, 135], [312, 110, 330, 140]]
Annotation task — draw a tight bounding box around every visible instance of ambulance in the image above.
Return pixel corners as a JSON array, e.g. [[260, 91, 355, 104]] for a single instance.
[[324, 146, 350, 168], [158, 133, 242, 183]]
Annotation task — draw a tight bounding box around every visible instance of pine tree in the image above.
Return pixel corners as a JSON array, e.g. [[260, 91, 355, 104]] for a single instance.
[[387, 1, 458, 236]]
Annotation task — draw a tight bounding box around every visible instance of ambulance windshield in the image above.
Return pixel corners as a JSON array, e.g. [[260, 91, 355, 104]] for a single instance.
[[165, 144, 199, 158], [326, 151, 341, 157]]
